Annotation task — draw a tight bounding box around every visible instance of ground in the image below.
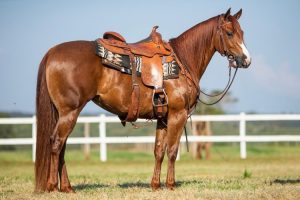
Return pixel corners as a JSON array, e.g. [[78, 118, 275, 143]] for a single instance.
[[0, 145, 300, 200]]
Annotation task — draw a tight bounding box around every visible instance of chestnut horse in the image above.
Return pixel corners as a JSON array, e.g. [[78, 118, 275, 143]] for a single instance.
[[35, 8, 251, 192], [192, 121, 212, 160]]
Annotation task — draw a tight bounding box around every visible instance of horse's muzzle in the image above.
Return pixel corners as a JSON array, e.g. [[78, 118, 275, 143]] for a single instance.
[[229, 55, 251, 68]]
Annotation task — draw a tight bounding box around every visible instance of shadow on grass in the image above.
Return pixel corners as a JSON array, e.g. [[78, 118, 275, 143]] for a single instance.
[[273, 179, 300, 185], [118, 181, 150, 189], [73, 180, 203, 190], [73, 183, 109, 191], [176, 180, 203, 187], [118, 180, 202, 189]]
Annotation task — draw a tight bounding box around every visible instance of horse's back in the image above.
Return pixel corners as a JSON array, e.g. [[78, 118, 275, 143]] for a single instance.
[[48, 40, 97, 60], [45, 40, 100, 111]]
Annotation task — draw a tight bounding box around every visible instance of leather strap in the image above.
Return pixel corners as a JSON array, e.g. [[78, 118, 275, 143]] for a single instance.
[[124, 54, 140, 123]]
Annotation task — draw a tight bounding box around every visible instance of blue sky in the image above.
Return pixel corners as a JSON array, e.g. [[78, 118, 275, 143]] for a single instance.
[[0, 0, 300, 114]]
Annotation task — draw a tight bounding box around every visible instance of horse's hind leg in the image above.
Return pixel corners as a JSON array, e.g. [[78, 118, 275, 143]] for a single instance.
[[205, 142, 211, 160], [198, 142, 203, 159], [47, 109, 80, 192], [151, 118, 167, 190], [59, 142, 74, 193]]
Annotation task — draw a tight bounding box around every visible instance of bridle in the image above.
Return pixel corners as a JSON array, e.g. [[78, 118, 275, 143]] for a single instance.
[[198, 15, 239, 105]]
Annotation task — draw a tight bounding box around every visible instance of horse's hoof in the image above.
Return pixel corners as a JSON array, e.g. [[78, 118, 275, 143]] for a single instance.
[[166, 182, 175, 190], [46, 183, 59, 192], [151, 181, 161, 191], [61, 186, 76, 193]]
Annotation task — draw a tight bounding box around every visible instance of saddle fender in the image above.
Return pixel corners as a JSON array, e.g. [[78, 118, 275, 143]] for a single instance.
[[141, 55, 163, 88]]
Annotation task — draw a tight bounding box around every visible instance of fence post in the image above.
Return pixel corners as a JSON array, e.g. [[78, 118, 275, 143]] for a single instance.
[[99, 114, 107, 162], [176, 146, 180, 161], [83, 123, 90, 160], [239, 112, 246, 159], [32, 115, 37, 162]]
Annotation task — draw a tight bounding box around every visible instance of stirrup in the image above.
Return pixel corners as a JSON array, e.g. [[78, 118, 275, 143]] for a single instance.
[[152, 88, 168, 107]]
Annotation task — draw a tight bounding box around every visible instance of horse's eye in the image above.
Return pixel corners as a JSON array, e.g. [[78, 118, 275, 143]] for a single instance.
[[226, 31, 233, 38]]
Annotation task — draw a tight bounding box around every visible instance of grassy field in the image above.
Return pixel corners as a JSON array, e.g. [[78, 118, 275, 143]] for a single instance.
[[0, 145, 300, 200]]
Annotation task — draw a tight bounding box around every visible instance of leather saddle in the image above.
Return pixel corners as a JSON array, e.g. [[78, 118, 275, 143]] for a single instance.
[[98, 26, 172, 88], [96, 26, 175, 123]]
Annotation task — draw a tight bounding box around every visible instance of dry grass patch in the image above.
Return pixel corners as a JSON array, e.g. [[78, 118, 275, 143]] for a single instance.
[[1, 145, 300, 199]]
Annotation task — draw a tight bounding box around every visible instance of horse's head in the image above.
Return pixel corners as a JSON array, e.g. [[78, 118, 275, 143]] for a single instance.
[[214, 8, 251, 68]]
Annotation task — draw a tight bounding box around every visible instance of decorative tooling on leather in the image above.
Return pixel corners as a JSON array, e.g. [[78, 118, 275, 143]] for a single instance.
[[96, 43, 179, 80]]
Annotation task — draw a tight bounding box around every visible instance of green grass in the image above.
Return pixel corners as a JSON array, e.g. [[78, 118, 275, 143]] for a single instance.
[[1, 145, 300, 199], [242, 169, 252, 179]]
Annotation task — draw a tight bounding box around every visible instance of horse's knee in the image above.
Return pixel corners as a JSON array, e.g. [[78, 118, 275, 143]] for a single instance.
[[167, 147, 178, 162], [154, 151, 165, 162], [154, 145, 165, 162]]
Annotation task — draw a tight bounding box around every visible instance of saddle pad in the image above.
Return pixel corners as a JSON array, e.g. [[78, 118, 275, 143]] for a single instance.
[[95, 42, 179, 80]]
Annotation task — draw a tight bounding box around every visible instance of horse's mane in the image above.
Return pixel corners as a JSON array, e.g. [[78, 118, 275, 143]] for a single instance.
[[169, 16, 219, 79]]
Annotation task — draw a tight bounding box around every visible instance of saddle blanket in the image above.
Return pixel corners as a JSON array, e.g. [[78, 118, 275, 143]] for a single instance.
[[95, 42, 179, 80]]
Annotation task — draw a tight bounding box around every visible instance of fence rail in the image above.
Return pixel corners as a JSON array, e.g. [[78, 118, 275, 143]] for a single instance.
[[0, 113, 300, 162]]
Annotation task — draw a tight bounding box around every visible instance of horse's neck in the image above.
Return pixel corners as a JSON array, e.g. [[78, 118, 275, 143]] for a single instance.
[[170, 17, 217, 83]]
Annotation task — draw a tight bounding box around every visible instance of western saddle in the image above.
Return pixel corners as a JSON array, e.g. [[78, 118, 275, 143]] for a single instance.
[[96, 26, 177, 124]]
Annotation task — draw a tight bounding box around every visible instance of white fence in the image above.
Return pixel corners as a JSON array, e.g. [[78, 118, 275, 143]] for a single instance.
[[0, 113, 300, 162]]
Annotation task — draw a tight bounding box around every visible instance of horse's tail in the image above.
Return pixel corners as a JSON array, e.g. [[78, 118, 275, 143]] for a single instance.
[[35, 53, 58, 192]]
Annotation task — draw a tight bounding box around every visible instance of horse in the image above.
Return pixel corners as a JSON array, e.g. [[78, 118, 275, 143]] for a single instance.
[[35, 8, 251, 192], [192, 121, 212, 160]]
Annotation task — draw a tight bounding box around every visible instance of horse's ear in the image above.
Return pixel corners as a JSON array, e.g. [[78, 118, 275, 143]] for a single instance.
[[234, 9, 242, 20], [224, 8, 231, 20]]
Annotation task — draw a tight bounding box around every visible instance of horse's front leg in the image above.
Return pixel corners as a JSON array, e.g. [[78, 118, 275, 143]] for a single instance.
[[165, 110, 187, 190], [151, 118, 167, 190]]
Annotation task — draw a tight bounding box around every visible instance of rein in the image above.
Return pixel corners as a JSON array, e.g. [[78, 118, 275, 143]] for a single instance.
[[200, 65, 233, 97], [198, 66, 238, 105]]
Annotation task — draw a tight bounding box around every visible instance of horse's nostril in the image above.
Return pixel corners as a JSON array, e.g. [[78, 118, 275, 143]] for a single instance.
[[242, 58, 251, 68]]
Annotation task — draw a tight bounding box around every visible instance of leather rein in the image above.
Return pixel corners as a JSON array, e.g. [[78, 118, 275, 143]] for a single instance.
[[198, 66, 238, 105]]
